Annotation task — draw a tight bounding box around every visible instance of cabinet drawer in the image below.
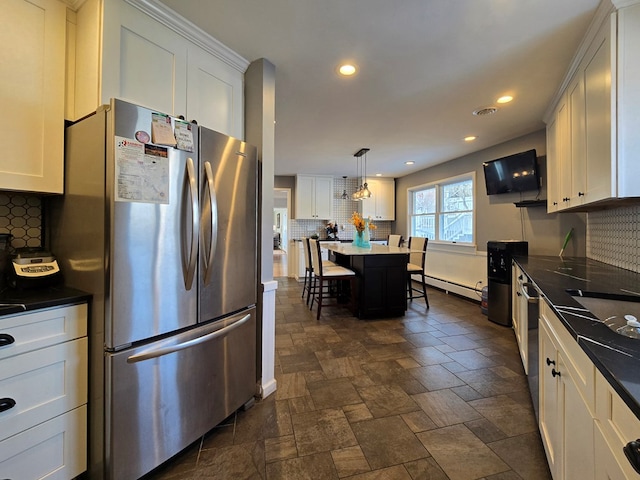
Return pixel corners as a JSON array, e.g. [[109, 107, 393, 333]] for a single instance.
[[0, 337, 88, 442], [0, 404, 87, 480], [0, 304, 87, 360]]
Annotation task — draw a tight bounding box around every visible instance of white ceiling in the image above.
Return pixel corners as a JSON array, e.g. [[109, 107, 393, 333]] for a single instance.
[[159, 0, 600, 178]]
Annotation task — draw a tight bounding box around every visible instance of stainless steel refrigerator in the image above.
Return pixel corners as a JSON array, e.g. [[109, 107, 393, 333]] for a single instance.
[[49, 99, 258, 480]]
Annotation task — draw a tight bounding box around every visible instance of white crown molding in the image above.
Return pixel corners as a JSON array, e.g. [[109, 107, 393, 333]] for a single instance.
[[61, 0, 86, 8], [543, 0, 616, 122], [611, 0, 640, 7], [124, 0, 250, 73]]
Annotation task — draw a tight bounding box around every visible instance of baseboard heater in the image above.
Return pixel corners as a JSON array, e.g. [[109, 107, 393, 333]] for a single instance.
[[411, 274, 481, 302]]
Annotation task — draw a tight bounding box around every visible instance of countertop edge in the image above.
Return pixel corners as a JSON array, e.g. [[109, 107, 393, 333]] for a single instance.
[[0, 286, 92, 317]]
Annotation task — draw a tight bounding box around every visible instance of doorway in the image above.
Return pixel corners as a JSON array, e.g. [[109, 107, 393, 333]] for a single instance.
[[273, 188, 290, 277]]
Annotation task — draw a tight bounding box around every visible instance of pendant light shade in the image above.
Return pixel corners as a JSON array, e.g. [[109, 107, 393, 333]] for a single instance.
[[340, 176, 350, 200], [353, 148, 371, 200]]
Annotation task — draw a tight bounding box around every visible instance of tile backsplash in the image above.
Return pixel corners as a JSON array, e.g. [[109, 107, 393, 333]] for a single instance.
[[288, 178, 392, 242], [587, 205, 640, 273], [0, 193, 42, 249]]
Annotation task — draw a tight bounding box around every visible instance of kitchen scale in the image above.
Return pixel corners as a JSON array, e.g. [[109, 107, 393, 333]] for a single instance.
[[9, 248, 62, 288]]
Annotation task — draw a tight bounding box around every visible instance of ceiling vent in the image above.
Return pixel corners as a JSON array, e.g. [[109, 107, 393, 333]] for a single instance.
[[473, 106, 498, 116]]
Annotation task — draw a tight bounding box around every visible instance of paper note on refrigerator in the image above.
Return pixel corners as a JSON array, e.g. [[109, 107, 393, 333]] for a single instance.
[[114, 136, 170, 204], [174, 119, 195, 152], [151, 112, 177, 146]]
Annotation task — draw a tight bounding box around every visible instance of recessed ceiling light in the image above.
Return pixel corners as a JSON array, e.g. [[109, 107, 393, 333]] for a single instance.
[[497, 95, 513, 104], [375, 173, 382, 177], [405, 161, 415, 165], [464, 136, 477, 142], [338, 64, 357, 76]]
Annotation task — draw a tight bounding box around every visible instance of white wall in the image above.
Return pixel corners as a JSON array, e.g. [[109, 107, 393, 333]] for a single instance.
[[396, 130, 587, 299]]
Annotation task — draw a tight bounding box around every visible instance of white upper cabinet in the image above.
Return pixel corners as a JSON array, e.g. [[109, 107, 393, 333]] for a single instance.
[[71, 0, 246, 139], [360, 178, 395, 221], [295, 175, 334, 220], [544, 2, 640, 211], [0, 0, 66, 194], [187, 45, 244, 137]]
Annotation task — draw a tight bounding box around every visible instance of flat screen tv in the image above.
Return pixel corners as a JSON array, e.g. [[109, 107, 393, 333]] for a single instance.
[[483, 149, 540, 195]]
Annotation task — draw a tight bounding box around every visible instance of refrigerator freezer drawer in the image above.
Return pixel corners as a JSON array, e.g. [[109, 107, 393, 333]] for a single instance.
[[105, 307, 257, 480]]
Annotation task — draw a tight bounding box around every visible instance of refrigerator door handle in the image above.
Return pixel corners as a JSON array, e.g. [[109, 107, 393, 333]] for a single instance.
[[185, 157, 200, 290], [202, 161, 218, 284], [127, 313, 251, 363]]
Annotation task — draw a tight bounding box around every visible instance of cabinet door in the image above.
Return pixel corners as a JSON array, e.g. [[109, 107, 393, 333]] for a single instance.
[[561, 353, 595, 480], [295, 175, 315, 219], [314, 176, 334, 219], [186, 44, 244, 138], [360, 181, 376, 219], [594, 423, 633, 480], [557, 101, 572, 210], [101, 0, 188, 116], [375, 179, 395, 220], [512, 266, 529, 373], [584, 21, 613, 204], [546, 116, 560, 213], [0, 0, 66, 194], [569, 73, 587, 206], [539, 320, 561, 478], [362, 178, 395, 220]]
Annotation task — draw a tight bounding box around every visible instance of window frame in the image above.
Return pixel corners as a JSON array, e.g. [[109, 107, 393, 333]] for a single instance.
[[407, 172, 476, 248]]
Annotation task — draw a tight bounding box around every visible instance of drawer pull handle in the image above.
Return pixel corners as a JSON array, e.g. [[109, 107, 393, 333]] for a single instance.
[[0, 334, 15, 347], [546, 358, 555, 366], [0, 397, 16, 413], [624, 439, 640, 473], [551, 368, 561, 378]]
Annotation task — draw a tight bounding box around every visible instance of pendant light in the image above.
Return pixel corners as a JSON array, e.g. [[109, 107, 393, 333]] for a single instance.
[[353, 148, 371, 200], [341, 176, 350, 200], [352, 154, 362, 200]]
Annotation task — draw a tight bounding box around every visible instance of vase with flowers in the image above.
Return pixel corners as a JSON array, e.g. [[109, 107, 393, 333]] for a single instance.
[[350, 211, 376, 248]]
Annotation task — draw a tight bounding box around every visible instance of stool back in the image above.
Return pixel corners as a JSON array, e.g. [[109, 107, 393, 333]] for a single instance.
[[309, 239, 323, 276], [408, 236, 428, 269]]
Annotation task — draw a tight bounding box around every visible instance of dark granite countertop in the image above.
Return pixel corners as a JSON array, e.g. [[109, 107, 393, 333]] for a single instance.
[[0, 285, 92, 317], [514, 255, 640, 418]]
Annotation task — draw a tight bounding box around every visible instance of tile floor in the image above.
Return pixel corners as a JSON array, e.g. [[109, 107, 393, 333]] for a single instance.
[[145, 278, 552, 480]]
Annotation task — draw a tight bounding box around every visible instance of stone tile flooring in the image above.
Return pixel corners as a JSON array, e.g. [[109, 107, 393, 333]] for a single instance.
[[145, 278, 552, 480]]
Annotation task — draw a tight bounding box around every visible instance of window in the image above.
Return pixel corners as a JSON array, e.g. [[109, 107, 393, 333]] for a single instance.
[[409, 173, 475, 245]]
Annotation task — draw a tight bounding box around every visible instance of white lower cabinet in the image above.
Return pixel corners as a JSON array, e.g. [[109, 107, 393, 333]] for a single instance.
[[0, 303, 88, 479], [539, 300, 595, 480]]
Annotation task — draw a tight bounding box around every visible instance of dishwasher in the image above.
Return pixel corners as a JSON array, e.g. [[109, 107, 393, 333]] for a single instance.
[[515, 271, 541, 421]]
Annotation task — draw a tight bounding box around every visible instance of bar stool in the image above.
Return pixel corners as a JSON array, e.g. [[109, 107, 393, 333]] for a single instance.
[[301, 237, 314, 304], [388, 234, 403, 247], [302, 237, 336, 305], [407, 236, 429, 308], [308, 239, 356, 320]]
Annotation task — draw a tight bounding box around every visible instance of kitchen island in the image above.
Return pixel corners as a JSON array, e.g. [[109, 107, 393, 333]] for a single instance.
[[325, 243, 410, 319]]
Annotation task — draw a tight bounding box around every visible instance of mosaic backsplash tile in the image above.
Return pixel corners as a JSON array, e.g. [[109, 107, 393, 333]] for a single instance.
[[0, 193, 43, 249], [587, 205, 640, 273], [288, 177, 392, 242]]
